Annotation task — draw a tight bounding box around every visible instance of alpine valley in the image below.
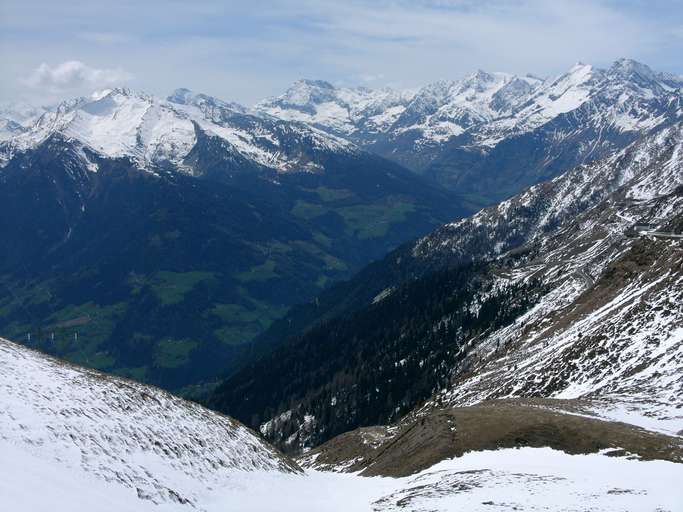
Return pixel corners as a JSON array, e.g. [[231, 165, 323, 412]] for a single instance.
[[1, 57, 683, 511], [210, 116, 683, 453], [0, 87, 465, 391]]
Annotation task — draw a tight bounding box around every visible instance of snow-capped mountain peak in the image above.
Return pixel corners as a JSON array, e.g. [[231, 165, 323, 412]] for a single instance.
[[256, 79, 416, 136], [277, 79, 338, 109], [469, 68, 495, 81], [609, 58, 658, 82], [167, 87, 201, 104], [391, 71, 541, 146]]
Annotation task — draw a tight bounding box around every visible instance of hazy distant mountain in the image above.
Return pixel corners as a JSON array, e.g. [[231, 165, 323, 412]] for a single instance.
[[0, 101, 47, 141]]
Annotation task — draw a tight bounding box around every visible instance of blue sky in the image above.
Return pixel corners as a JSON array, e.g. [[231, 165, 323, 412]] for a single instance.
[[1, 0, 682, 105]]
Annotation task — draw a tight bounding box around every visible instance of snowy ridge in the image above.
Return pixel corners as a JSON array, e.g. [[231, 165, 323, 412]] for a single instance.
[[0, 337, 298, 508], [4, 59, 679, 178], [391, 71, 541, 146], [258, 70, 542, 148], [491, 58, 680, 142], [0, 87, 356, 172]]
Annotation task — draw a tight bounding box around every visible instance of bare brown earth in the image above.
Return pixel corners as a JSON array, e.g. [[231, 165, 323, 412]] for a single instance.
[[299, 398, 683, 477]]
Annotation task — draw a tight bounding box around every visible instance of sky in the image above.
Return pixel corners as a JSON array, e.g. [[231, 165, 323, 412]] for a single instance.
[[1, 0, 682, 106]]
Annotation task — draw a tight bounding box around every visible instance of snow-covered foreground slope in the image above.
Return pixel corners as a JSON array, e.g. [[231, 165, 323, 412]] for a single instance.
[[369, 447, 683, 512], [2, 438, 681, 511], [100, 447, 683, 511], [2, 328, 682, 510], [0, 337, 297, 508]]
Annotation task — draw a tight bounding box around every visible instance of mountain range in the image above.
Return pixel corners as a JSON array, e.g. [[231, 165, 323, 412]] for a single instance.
[[259, 58, 683, 201], [0, 58, 681, 397]]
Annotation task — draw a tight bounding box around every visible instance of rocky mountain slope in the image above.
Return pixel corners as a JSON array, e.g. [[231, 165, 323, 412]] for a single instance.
[[414, 127, 683, 433], [210, 122, 683, 452], [0, 88, 465, 391], [260, 59, 683, 202]]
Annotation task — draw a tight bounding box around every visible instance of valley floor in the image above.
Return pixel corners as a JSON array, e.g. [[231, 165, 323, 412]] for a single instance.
[[3, 439, 682, 511]]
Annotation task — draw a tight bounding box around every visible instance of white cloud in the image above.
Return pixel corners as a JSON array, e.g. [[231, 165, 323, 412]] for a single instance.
[[22, 61, 132, 93]]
